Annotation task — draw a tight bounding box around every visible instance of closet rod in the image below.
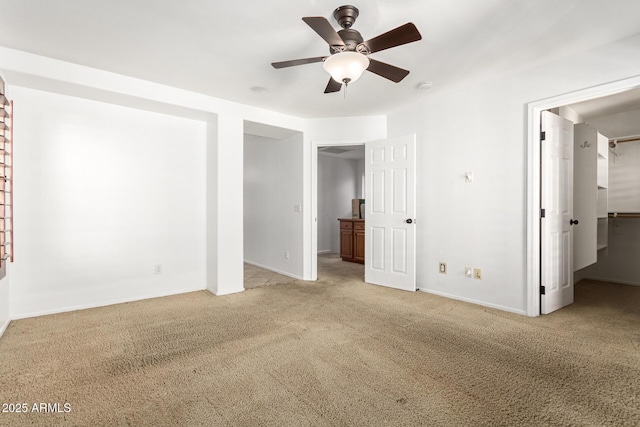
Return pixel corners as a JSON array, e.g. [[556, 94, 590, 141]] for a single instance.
[[608, 212, 640, 219], [609, 134, 640, 145]]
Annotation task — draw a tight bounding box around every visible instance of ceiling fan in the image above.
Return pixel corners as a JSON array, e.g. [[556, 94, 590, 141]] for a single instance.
[[271, 5, 422, 93]]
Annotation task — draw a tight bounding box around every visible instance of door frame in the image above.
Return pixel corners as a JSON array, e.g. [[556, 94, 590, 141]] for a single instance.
[[526, 75, 640, 316], [310, 139, 369, 281]]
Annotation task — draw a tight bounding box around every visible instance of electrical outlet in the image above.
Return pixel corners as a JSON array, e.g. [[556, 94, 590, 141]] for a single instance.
[[284, 251, 290, 260], [465, 267, 472, 278], [474, 268, 482, 280], [439, 262, 447, 274], [154, 264, 162, 275]]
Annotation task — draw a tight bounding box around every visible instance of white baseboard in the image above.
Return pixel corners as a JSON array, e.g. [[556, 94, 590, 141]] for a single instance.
[[0, 318, 9, 339], [317, 250, 332, 254], [243, 260, 304, 280], [11, 286, 206, 320], [419, 288, 527, 316]]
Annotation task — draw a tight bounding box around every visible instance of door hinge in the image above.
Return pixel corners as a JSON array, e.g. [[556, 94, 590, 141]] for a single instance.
[[540, 131, 546, 141], [541, 208, 545, 218], [540, 285, 546, 295]]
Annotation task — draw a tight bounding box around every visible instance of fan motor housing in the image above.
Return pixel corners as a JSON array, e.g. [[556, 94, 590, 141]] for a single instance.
[[336, 28, 364, 52]]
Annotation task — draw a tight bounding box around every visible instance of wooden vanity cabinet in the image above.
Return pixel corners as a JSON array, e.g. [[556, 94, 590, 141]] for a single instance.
[[339, 218, 365, 264]]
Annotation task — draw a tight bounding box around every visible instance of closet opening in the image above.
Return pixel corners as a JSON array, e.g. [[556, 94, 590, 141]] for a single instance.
[[563, 88, 640, 288], [534, 83, 640, 315]]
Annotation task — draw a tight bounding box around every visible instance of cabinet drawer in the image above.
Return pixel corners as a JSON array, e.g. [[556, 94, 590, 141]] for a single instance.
[[340, 221, 353, 230], [354, 221, 365, 231]]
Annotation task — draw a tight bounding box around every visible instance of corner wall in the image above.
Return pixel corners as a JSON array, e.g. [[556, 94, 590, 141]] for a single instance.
[[244, 133, 304, 278], [0, 46, 306, 320], [207, 114, 244, 295]]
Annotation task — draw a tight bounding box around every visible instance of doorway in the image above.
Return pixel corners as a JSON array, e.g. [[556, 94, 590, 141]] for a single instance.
[[527, 75, 640, 316], [312, 135, 417, 291], [564, 88, 640, 287], [243, 121, 304, 288], [316, 144, 366, 283]]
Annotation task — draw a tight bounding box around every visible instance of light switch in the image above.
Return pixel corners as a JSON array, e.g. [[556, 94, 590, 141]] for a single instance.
[[293, 204, 302, 213]]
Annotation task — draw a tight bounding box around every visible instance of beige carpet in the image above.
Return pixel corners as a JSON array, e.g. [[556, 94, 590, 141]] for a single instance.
[[243, 263, 297, 289], [0, 255, 638, 426]]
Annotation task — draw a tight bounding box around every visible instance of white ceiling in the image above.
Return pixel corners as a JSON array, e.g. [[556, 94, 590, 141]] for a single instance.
[[1, 1, 640, 118], [567, 87, 640, 119]]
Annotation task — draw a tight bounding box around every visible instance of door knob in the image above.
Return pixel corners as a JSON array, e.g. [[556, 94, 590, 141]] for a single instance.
[[570, 219, 579, 225], [405, 219, 413, 224]]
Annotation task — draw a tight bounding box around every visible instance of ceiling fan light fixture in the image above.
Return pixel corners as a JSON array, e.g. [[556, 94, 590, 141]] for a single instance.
[[323, 51, 370, 85]]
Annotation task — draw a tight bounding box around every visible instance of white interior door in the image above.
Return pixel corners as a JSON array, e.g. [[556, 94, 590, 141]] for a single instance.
[[364, 134, 416, 291], [541, 111, 574, 314]]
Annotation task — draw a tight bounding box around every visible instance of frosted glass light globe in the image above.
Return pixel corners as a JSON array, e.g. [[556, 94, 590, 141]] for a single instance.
[[323, 52, 370, 84]]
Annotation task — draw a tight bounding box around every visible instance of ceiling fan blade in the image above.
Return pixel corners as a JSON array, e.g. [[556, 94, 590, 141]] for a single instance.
[[302, 17, 345, 48], [324, 78, 342, 94], [271, 56, 327, 69], [367, 59, 410, 83], [360, 22, 422, 54]]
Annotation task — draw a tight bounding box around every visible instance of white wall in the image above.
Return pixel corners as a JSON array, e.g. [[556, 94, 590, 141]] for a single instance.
[[581, 219, 640, 286], [608, 137, 640, 213], [244, 133, 304, 278], [317, 154, 359, 253], [356, 159, 365, 199], [307, 116, 387, 142], [387, 33, 640, 314], [0, 46, 308, 320], [10, 87, 207, 318]]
